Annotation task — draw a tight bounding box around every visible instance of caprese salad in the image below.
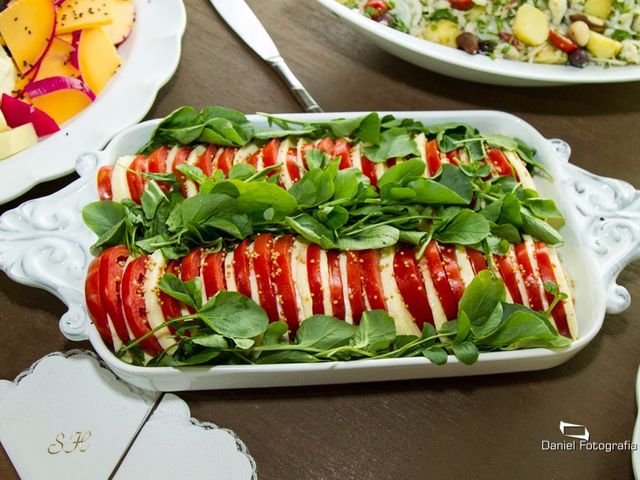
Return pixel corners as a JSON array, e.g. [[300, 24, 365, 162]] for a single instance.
[[83, 108, 576, 367]]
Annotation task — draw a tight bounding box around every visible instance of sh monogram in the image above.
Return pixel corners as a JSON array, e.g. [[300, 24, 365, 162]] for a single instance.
[[47, 431, 92, 454]]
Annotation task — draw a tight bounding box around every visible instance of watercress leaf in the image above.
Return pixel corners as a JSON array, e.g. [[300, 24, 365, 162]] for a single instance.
[[364, 128, 419, 162], [438, 163, 473, 202], [233, 338, 255, 349], [136, 234, 170, 253], [201, 117, 253, 146], [490, 223, 522, 243], [378, 159, 425, 189], [409, 178, 468, 205], [198, 291, 269, 338], [141, 171, 178, 184], [484, 134, 518, 151], [466, 139, 486, 162], [434, 210, 490, 245], [472, 302, 504, 340], [353, 310, 396, 353], [337, 225, 399, 250], [231, 181, 298, 220], [82, 201, 127, 237], [295, 315, 357, 350], [289, 168, 335, 208], [452, 341, 479, 365], [485, 310, 566, 350], [398, 230, 428, 245], [200, 106, 249, 125], [522, 213, 563, 245], [180, 194, 234, 226], [159, 273, 198, 310], [480, 198, 503, 223], [355, 112, 381, 145], [315, 206, 349, 230], [305, 149, 332, 170], [438, 320, 458, 337], [257, 351, 320, 364], [334, 168, 367, 200], [262, 321, 288, 345], [456, 310, 471, 342], [192, 334, 228, 349], [90, 220, 126, 255], [422, 346, 448, 365], [394, 335, 419, 350], [253, 126, 318, 140], [498, 193, 522, 226], [176, 163, 207, 184], [524, 198, 564, 219], [459, 270, 506, 328], [385, 186, 417, 201], [184, 277, 203, 310], [141, 180, 168, 220], [285, 214, 337, 249], [484, 235, 510, 255], [140, 106, 204, 153], [327, 116, 365, 137]]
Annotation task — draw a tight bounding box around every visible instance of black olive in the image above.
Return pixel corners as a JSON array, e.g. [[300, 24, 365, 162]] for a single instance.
[[569, 48, 588, 67]]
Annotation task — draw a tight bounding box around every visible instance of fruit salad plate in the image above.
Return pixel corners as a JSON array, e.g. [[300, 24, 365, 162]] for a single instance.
[[313, 0, 640, 86], [0, 0, 186, 204], [0, 110, 638, 391]]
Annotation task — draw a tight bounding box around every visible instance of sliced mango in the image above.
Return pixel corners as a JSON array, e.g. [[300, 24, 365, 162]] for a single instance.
[[584, 0, 612, 19], [513, 4, 550, 46], [78, 27, 121, 94], [57, 0, 114, 35], [102, 0, 135, 45], [31, 88, 92, 124], [586, 30, 622, 58], [35, 37, 80, 81], [0, 123, 38, 160], [0, 0, 56, 73]]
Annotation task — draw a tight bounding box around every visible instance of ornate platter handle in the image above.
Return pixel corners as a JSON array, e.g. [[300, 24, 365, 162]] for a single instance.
[[551, 138, 640, 315], [0, 153, 99, 341]]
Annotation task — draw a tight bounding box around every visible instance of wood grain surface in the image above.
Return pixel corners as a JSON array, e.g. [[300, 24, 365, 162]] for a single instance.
[[1, 0, 639, 478]]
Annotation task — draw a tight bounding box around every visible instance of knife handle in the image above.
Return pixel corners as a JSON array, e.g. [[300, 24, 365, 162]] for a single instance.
[[268, 56, 323, 113]]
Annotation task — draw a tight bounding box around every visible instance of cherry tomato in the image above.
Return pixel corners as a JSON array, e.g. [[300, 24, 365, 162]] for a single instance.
[[360, 154, 379, 189], [360, 249, 387, 311], [327, 250, 346, 320], [486, 148, 513, 177], [466, 248, 488, 275], [97, 166, 113, 200], [98, 245, 131, 344], [365, 0, 389, 19], [393, 246, 434, 329], [85, 256, 112, 346], [252, 233, 279, 323], [424, 241, 458, 319], [203, 251, 226, 299], [425, 139, 442, 176], [449, 0, 473, 9], [126, 155, 147, 204], [549, 30, 578, 54], [147, 146, 171, 192], [334, 138, 352, 169], [493, 251, 523, 305], [286, 148, 301, 183], [160, 260, 183, 334], [534, 242, 570, 337], [439, 245, 465, 303], [514, 243, 545, 312], [217, 147, 236, 177], [196, 144, 218, 177], [233, 239, 252, 298], [121, 256, 163, 355], [446, 149, 461, 167], [346, 250, 365, 324], [272, 236, 299, 333], [306, 243, 325, 315]]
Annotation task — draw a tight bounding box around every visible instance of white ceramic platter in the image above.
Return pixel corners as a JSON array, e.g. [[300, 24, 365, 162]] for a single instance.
[[0, 110, 638, 391], [313, 0, 640, 87], [0, 0, 187, 204], [633, 366, 640, 478]]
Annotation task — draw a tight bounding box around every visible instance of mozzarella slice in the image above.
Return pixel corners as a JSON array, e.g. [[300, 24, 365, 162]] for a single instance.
[[546, 246, 578, 339], [318, 248, 333, 315], [111, 155, 135, 201], [379, 248, 420, 336], [455, 246, 476, 287], [417, 255, 449, 330], [415, 132, 427, 174], [247, 241, 261, 306], [234, 143, 259, 165], [458, 148, 470, 165], [523, 235, 549, 311], [297, 138, 312, 169], [504, 151, 536, 190], [508, 245, 530, 307], [165, 146, 178, 172], [338, 253, 353, 324], [183, 145, 206, 198], [224, 250, 237, 292], [143, 251, 176, 351], [292, 240, 313, 320], [351, 142, 363, 172], [277, 138, 293, 189], [374, 162, 385, 183]]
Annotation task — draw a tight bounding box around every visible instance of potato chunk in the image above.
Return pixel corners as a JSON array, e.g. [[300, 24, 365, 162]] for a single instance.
[[583, 0, 612, 19], [535, 43, 568, 64], [586, 30, 622, 58], [422, 20, 460, 48], [513, 4, 550, 46]]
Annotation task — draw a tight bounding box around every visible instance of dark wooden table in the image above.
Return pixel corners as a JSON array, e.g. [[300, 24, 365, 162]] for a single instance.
[[2, 0, 640, 478]]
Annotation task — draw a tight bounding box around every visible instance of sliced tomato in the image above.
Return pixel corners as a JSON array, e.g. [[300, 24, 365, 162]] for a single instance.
[[147, 146, 171, 192], [387, 158, 397, 167], [549, 30, 578, 54], [486, 148, 513, 177], [360, 249, 387, 310], [446, 149, 461, 166], [301, 143, 313, 170], [85, 256, 112, 346], [252, 234, 279, 322], [262, 139, 280, 167], [286, 148, 301, 183], [317, 137, 335, 155], [203, 251, 226, 299], [306, 243, 324, 315], [346, 250, 365, 324], [439, 245, 465, 303], [493, 252, 524, 305], [196, 144, 218, 177], [97, 166, 113, 200], [160, 260, 182, 334], [449, 0, 473, 9], [180, 248, 202, 282], [365, 0, 389, 18], [98, 245, 130, 344], [425, 139, 442, 176], [121, 256, 163, 356], [334, 138, 352, 169], [360, 154, 378, 189], [246, 150, 260, 168], [534, 242, 570, 337], [514, 243, 545, 311], [424, 241, 458, 319], [126, 155, 147, 204], [393, 246, 434, 328], [233, 239, 252, 298], [217, 147, 236, 177], [466, 248, 488, 275], [327, 250, 345, 320], [272, 236, 299, 332]]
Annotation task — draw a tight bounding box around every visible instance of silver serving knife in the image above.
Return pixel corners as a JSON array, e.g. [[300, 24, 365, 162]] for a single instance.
[[209, 0, 323, 113]]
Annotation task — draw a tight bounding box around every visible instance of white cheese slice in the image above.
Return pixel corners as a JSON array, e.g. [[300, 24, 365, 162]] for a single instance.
[[379, 248, 420, 336], [508, 246, 530, 307], [297, 138, 312, 169], [143, 251, 176, 351], [165, 146, 178, 172], [523, 235, 549, 311], [318, 248, 333, 315], [417, 255, 448, 329], [458, 148, 470, 165], [224, 249, 238, 293], [338, 253, 353, 324], [183, 145, 206, 198], [292, 240, 313, 321], [414, 132, 427, 175], [546, 246, 578, 339], [351, 142, 363, 172], [277, 138, 293, 189], [374, 162, 385, 184], [0, 122, 37, 160], [455, 247, 476, 288], [504, 151, 536, 190], [111, 155, 135, 202], [246, 241, 261, 306], [234, 143, 259, 165]]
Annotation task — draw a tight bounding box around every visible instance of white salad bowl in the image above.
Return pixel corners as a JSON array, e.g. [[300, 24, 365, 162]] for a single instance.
[[0, 0, 187, 204], [0, 110, 638, 391], [313, 0, 640, 87]]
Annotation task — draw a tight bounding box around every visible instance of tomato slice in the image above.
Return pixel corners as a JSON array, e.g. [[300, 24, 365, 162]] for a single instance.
[[449, 0, 473, 9], [306, 243, 324, 315], [466, 248, 488, 275], [126, 155, 147, 204], [317, 137, 335, 155], [393, 246, 434, 328], [203, 251, 226, 299], [262, 139, 280, 167], [327, 250, 345, 320], [425, 139, 442, 176], [121, 256, 163, 356], [486, 148, 513, 177], [424, 241, 458, 319], [160, 260, 182, 334], [147, 146, 171, 192], [171, 146, 192, 196], [272, 236, 299, 332], [334, 138, 352, 169], [365, 0, 389, 18], [346, 250, 365, 324], [217, 147, 236, 177], [97, 166, 113, 200], [246, 150, 260, 168], [387, 158, 397, 167], [233, 239, 252, 298], [446, 149, 461, 166], [252, 233, 279, 322], [493, 252, 523, 305], [439, 245, 465, 303], [514, 243, 545, 311], [286, 148, 301, 183], [196, 144, 218, 177], [360, 154, 378, 189], [534, 242, 570, 337], [85, 256, 112, 346], [549, 30, 578, 54], [360, 249, 387, 310], [98, 245, 130, 344], [180, 248, 203, 314]]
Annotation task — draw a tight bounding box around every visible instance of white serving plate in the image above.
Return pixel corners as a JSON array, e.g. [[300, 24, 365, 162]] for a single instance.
[[313, 0, 640, 86], [634, 366, 640, 478], [0, 0, 187, 204], [0, 111, 638, 391]]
